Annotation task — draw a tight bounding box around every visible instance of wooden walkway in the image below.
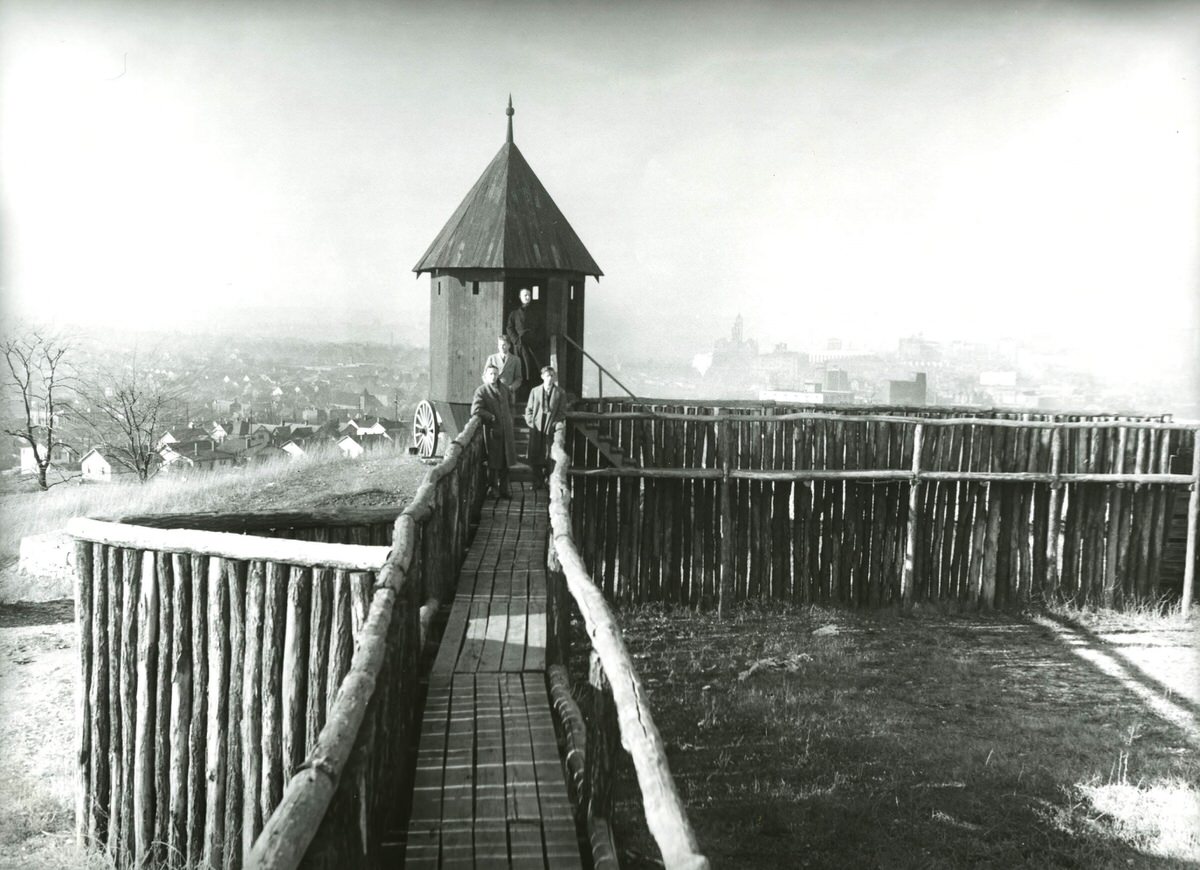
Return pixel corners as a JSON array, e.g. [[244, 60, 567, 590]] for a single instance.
[[405, 483, 581, 868]]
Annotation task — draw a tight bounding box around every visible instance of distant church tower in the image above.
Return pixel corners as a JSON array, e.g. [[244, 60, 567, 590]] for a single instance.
[[413, 98, 602, 441]]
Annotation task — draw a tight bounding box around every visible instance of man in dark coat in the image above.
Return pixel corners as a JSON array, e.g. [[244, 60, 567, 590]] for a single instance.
[[524, 365, 566, 490], [505, 288, 544, 396], [471, 365, 516, 498]]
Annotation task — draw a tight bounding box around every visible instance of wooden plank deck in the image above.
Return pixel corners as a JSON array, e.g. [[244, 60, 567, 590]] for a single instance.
[[405, 483, 580, 868]]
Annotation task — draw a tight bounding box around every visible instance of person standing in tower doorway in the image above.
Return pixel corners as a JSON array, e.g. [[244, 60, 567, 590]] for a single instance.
[[525, 365, 565, 490], [506, 287, 544, 399]]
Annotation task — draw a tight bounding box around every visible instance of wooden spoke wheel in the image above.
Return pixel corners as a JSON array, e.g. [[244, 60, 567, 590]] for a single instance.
[[412, 400, 440, 458]]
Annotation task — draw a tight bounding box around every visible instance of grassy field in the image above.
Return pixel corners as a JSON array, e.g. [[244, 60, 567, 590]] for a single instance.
[[606, 604, 1200, 869], [0, 446, 431, 566]]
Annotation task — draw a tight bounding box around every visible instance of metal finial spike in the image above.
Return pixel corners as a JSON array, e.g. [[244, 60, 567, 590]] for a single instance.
[[506, 95, 514, 144]]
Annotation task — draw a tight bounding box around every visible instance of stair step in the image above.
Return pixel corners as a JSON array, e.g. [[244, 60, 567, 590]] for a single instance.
[[574, 422, 631, 469]]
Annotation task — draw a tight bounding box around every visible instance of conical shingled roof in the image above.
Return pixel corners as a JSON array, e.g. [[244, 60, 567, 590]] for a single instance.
[[413, 139, 602, 277]]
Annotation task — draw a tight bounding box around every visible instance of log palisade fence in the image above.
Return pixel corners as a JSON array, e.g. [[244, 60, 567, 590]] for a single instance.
[[66, 417, 487, 870], [547, 424, 709, 870], [566, 399, 1199, 614]]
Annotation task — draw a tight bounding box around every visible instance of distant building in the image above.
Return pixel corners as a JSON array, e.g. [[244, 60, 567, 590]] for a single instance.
[[80, 447, 141, 482], [980, 370, 1019, 405], [280, 439, 308, 459], [887, 372, 927, 405], [156, 428, 210, 450], [159, 441, 236, 473], [823, 368, 851, 392], [754, 343, 808, 388], [337, 434, 365, 459], [712, 314, 759, 367], [218, 428, 271, 455], [19, 443, 78, 475], [761, 382, 856, 404]]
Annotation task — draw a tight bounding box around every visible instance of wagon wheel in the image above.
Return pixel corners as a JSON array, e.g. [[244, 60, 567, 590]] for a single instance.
[[412, 400, 439, 458]]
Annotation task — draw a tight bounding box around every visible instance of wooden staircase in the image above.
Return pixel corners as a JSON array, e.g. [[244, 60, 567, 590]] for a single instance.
[[1158, 448, 1197, 597], [573, 422, 633, 468]]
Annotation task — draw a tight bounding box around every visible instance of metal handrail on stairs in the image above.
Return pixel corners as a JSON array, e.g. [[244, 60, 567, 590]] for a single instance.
[[553, 332, 640, 403]]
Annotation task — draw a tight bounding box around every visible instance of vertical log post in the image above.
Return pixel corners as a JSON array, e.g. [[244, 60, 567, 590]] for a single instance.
[[186, 554, 208, 868], [168, 553, 191, 866], [718, 417, 734, 617], [89, 542, 109, 847], [900, 423, 924, 610], [1046, 424, 1063, 601], [223, 560, 246, 870], [153, 553, 172, 866], [1183, 429, 1200, 616], [105, 546, 123, 860], [74, 540, 93, 847], [242, 561, 266, 862], [133, 551, 159, 867], [203, 556, 229, 867]]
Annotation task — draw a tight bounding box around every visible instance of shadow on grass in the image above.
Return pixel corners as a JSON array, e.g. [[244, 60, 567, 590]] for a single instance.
[[0, 598, 74, 628], [1034, 611, 1200, 739], [606, 607, 1200, 870]]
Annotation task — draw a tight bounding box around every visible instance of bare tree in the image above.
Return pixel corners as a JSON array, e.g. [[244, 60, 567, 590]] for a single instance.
[[79, 350, 191, 482], [1, 331, 76, 490]]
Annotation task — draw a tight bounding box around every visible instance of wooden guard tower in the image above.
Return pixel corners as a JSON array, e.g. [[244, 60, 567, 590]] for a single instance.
[[410, 98, 603, 456]]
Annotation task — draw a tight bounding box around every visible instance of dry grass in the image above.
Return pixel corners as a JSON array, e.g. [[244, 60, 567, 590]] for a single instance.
[[0, 623, 109, 870], [0, 446, 431, 565], [605, 604, 1200, 869]]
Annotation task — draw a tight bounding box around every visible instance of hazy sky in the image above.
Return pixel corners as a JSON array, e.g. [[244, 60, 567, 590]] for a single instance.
[[1, 1, 1197, 384]]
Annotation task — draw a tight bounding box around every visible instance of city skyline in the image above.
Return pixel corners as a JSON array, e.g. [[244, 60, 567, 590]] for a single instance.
[[1, 1, 1196, 402]]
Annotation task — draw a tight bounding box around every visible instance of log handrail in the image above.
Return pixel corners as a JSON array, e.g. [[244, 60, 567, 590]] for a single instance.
[[64, 518, 389, 570], [566, 409, 1199, 431], [109, 506, 404, 530], [247, 415, 483, 870], [548, 422, 709, 870]]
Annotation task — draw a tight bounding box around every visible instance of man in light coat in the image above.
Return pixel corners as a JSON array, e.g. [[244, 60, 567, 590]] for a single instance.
[[524, 365, 565, 490]]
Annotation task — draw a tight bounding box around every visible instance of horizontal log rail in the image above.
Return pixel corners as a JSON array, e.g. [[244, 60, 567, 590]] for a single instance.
[[567, 409, 1200, 431], [65, 518, 389, 570], [548, 423, 709, 870], [111, 507, 403, 531], [567, 466, 1197, 486], [249, 415, 483, 870], [573, 397, 1178, 420]]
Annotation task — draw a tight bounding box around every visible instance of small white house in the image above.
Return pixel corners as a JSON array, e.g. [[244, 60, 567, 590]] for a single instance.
[[19, 443, 77, 475], [81, 448, 122, 482], [336, 434, 364, 459], [280, 440, 307, 459]]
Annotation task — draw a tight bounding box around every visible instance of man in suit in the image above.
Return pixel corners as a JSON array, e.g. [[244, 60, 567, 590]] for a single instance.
[[524, 365, 565, 490], [471, 365, 516, 498], [505, 288, 544, 399]]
